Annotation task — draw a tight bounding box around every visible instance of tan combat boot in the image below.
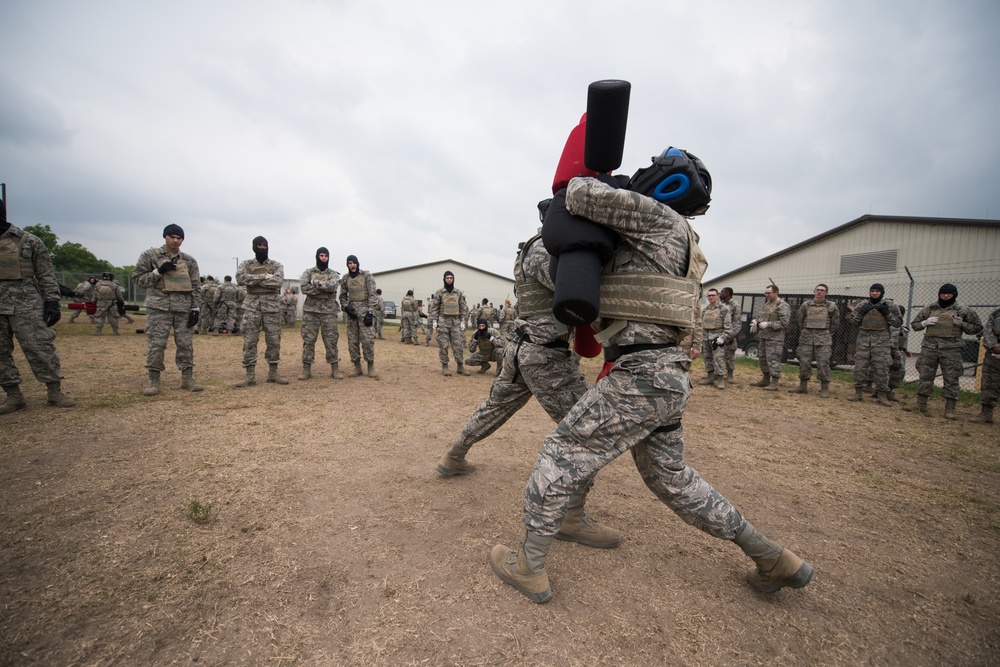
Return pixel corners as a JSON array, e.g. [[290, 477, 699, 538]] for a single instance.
[[943, 398, 958, 421], [884, 390, 900, 402], [436, 453, 474, 476], [788, 379, 808, 394], [714, 377, 726, 390], [181, 368, 203, 392], [726, 371, 736, 384], [555, 506, 622, 548], [457, 364, 471, 376], [903, 394, 928, 414], [697, 374, 716, 386], [330, 363, 344, 380], [489, 532, 553, 604], [762, 377, 780, 392], [0, 384, 28, 415], [266, 363, 289, 385], [478, 362, 491, 374], [847, 387, 864, 402], [970, 405, 994, 424], [298, 364, 311, 381], [46, 382, 77, 408], [819, 380, 830, 398], [441, 363, 452, 377], [750, 374, 770, 388], [351, 361, 364, 377], [235, 366, 256, 387], [736, 522, 814, 593], [143, 370, 161, 396], [874, 391, 893, 408], [366, 360, 380, 380]]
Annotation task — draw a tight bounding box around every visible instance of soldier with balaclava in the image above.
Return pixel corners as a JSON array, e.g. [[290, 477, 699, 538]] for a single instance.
[[430, 270, 471, 376], [338, 254, 380, 379], [464, 317, 505, 374], [235, 236, 288, 386], [848, 283, 901, 406], [297, 247, 343, 381]]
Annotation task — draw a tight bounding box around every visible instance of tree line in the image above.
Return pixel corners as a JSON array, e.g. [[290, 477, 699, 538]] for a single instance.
[[24, 224, 133, 277]]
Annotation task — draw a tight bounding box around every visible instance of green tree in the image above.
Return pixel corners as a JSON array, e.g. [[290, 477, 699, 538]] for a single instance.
[[23, 224, 59, 252], [52, 241, 115, 274]]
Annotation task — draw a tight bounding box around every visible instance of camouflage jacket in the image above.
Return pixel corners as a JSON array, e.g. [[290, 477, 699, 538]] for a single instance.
[[513, 233, 569, 345], [134, 245, 200, 312], [338, 270, 379, 315], [0, 225, 60, 315], [236, 258, 284, 313], [299, 267, 341, 314], [430, 286, 469, 323]]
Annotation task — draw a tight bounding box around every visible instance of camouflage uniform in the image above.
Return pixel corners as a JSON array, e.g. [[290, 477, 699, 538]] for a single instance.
[[68, 279, 95, 323], [757, 298, 791, 380], [213, 280, 240, 331], [338, 267, 379, 367], [910, 302, 982, 400], [92, 277, 125, 335], [430, 278, 470, 370], [850, 299, 902, 393], [699, 301, 731, 379], [976, 307, 1000, 417], [0, 225, 66, 390], [299, 265, 342, 367], [887, 321, 907, 391], [465, 324, 505, 371], [400, 295, 418, 343], [236, 257, 284, 367], [133, 245, 201, 373], [200, 280, 217, 332], [280, 291, 298, 326], [720, 295, 741, 376], [498, 302, 517, 339], [374, 292, 385, 339], [796, 299, 840, 382]]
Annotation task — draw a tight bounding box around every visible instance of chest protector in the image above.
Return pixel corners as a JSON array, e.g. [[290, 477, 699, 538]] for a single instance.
[[203, 283, 217, 300], [153, 250, 193, 292], [503, 306, 515, 321], [480, 306, 494, 321], [402, 297, 416, 312], [860, 307, 889, 331], [0, 232, 34, 281], [514, 234, 554, 319], [761, 300, 782, 324], [440, 291, 461, 317], [309, 271, 331, 300], [346, 274, 368, 302], [96, 282, 116, 300], [220, 284, 239, 300], [923, 306, 962, 338], [246, 264, 277, 295], [805, 303, 831, 329], [702, 305, 723, 330], [596, 220, 707, 336]]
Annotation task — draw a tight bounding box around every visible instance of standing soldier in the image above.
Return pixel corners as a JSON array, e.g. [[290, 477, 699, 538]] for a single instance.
[[298, 247, 344, 381], [338, 254, 379, 379], [473, 297, 495, 326], [374, 288, 386, 340], [883, 305, 908, 402], [849, 283, 901, 406], [423, 298, 435, 346], [971, 306, 1000, 424], [92, 271, 125, 336], [790, 284, 840, 397], [465, 317, 505, 374], [213, 275, 239, 333], [68, 276, 95, 323], [110, 274, 137, 326], [750, 285, 791, 391], [235, 236, 287, 386], [133, 224, 203, 396], [0, 198, 76, 413], [719, 287, 741, 383], [430, 271, 471, 376], [906, 283, 983, 419], [280, 289, 298, 327], [698, 288, 730, 390], [498, 298, 516, 339], [200, 276, 218, 334], [400, 290, 418, 344]]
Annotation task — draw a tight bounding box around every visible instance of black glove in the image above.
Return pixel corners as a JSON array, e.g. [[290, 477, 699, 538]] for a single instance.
[[43, 300, 61, 327], [363, 311, 374, 327], [187, 309, 199, 328], [344, 304, 358, 319], [157, 260, 178, 274], [855, 302, 874, 317], [419, 312, 428, 319], [117, 301, 126, 316], [875, 302, 890, 316]]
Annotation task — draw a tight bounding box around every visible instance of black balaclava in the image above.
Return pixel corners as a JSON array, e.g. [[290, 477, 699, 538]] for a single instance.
[[443, 270, 455, 292], [252, 236, 269, 263], [316, 247, 329, 270], [0, 197, 10, 235], [406, 289, 413, 297], [869, 283, 884, 304], [346, 254, 360, 276], [477, 317, 488, 329], [938, 283, 958, 308]]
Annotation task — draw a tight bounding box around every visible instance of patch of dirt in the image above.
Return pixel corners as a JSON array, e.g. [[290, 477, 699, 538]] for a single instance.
[[2, 318, 998, 666]]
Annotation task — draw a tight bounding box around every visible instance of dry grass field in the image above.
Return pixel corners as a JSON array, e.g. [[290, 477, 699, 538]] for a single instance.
[[2, 316, 998, 666]]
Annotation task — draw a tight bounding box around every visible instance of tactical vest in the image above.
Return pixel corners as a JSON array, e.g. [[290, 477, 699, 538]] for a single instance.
[[595, 219, 708, 338], [202, 283, 217, 301], [346, 273, 368, 303], [440, 291, 461, 317], [246, 264, 277, 295], [0, 231, 34, 281], [402, 296, 416, 312], [152, 249, 193, 293], [309, 271, 331, 300], [702, 305, 723, 330], [513, 234, 553, 319], [480, 306, 494, 321], [804, 303, 831, 329], [219, 283, 238, 300], [860, 306, 889, 331], [923, 306, 962, 338], [502, 306, 515, 321], [96, 281, 116, 300], [761, 300, 782, 324]]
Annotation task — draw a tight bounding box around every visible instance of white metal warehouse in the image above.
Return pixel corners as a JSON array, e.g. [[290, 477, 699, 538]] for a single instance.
[[371, 259, 515, 316]]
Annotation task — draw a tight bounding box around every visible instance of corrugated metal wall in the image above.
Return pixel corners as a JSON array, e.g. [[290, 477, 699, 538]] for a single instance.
[[373, 262, 515, 312]]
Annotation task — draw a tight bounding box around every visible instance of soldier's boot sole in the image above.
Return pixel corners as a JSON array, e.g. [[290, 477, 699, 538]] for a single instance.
[[436, 454, 474, 476], [488, 544, 551, 604], [748, 548, 814, 593]]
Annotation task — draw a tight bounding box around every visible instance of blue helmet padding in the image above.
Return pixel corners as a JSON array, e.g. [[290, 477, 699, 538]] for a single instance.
[[662, 147, 683, 158], [652, 173, 690, 201]]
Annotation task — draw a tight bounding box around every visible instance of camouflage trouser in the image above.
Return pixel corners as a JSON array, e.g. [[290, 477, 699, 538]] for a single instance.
[[500, 321, 516, 340], [344, 314, 375, 363], [464, 347, 504, 369], [94, 300, 119, 332], [524, 349, 746, 540], [700, 330, 726, 377], [214, 300, 238, 329], [758, 335, 784, 378], [241, 310, 282, 367], [797, 330, 832, 381], [400, 313, 416, 342], [724, 339, 737, 374], [888, 354, 905, 390], [375, 312, 384, 337], [916, 337, 965, 400], [425, 321, 434, 344], [283, 308, 297, 326], [68, 308, 94, 323], [145, 308, 194, 372], [0, 312, 62, 386], [301, 311, 340, 365], [200, 303, 215, 332], [449, 338, 588, 459], [853, 330, 891, 392], [980, 355, 1000, 408], [436, 316, 466, 365]]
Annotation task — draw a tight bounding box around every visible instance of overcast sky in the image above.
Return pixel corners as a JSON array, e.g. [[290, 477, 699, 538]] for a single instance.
[[2, 1, 998, 283]]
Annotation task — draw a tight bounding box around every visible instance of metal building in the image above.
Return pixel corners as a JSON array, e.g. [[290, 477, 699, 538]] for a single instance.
[[371, 259, 515, 317]]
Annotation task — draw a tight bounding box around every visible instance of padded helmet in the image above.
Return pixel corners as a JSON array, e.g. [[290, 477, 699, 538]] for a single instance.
[[101, 272, 114, 281], [626, 147, 712, 216]]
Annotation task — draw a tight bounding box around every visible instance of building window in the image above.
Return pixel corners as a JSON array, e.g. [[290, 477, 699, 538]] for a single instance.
[[839, 249, 898, 275]]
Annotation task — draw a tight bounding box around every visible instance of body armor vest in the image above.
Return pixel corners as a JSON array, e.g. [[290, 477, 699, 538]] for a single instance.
[[702, 305, 723, 330], [96, 281, 117, 300], [440, 291, 461, 316], [513, 235, 554, 319], [308, 271, 331, 299], [402, 297, 416, 312], [761, 300, 782, 324], [152, 250, 193, 292], [246, 264, 277, 295], [480, 306, 494, 321], [860, 307, 889, 331], [0, 232, 34, 281], [804, 303, 831, 329], [346, 273, 367, 302], [219, 283, 239, 300], [923, 306, 962, 338], [202, 283, 217, 301]]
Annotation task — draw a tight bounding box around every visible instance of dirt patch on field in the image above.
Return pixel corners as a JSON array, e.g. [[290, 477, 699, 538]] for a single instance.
[[2, 318, 998, 666]]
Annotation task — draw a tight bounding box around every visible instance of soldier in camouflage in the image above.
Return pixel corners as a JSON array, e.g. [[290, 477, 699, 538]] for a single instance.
[[498, 298, 516, 339], [489, 165, 813, 604], [374, 288, 386, 340], [698, 288, 730, 390], [133, 224, 203, 396], [718, 287, 741, 383], [297, 247, 344, 381], [430, 271, 471, 376], [749, 285, 791, 391], [280, 289, 298, 327], [338, 254, 380, 379], [400, 290, 418, 344], [235, 236, 288, 386], [849, 283, 902, 406], [0, 199, 76, 413], [971, 306, 1000, 424], [473, 298, 495, 327], [213, 275, 240, 333], [68, 277, 96, 323], [92, 271, 125, 335], [791, 284, 840, 397], [199, 276, 217, 333], [422, 299, 435, 346], [905, 283, 983, 419], [464, 317, 505, 374]]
